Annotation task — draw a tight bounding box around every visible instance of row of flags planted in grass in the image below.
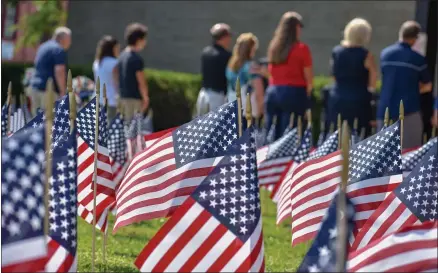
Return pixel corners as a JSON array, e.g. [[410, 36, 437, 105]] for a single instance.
[[2, 71, 437, 272]]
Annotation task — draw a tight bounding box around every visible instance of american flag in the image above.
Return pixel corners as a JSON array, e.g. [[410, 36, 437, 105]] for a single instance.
[[402, 137, 437, 172], [1, 103, 9, 136], [351, 140, 437, 251], [114, 101, 240, 231], [1, 126, 47, 272], [108, 113, 127, 187], [348, 221, 438, 272], [126, 114, 145, 162], [289, 122, 403, 246], [76, 97, 114, 231], [257, 127, 311, 187], [274, 130, 339, 225], [143, 127, 177, 148], [47, 129, 78, 272], [8, 104, 26, 135], [134, 129, 265, 272], [297, 194, 354, 273], [265, 122, 276, 145], [316, 129, 327, 148]]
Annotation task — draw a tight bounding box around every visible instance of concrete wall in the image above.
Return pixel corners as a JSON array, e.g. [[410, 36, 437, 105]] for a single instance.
[[67, 1, 415, 75]]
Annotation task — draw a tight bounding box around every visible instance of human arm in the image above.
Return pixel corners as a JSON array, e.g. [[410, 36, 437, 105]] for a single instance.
[[54, 49, 67, 96], [134, 57, 149, 112], [364, 52, 377, 92], [251, 77, 265, 117], [419, 57, 432, 94]]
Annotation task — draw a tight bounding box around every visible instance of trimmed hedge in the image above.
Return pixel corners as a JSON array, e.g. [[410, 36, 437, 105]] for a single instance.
[[2, 62, 338, 141]]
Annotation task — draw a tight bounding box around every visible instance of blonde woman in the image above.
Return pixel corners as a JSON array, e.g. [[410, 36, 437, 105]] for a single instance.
[[328, 18, 377, 136], [226, 33, 264, 118]]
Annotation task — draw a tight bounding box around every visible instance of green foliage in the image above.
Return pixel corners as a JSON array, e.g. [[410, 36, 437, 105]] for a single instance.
[[77, 190, 309, 272], [13, 0, 67, 50]]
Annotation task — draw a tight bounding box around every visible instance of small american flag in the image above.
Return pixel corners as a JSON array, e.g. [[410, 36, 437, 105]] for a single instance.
[[134, 129, 265, 272], [1, 103, 9, 136], [76, 97, 114, 231], [8, 105, 26, 135], [297, 194, 355, 272], [265, 122, 276, 145], [47, 128, 78, 272], [257, 127, 311, 187], [316, 128, 327, 148], [114, 101, 240, 231], [402, 137, 437, 172], [143, 127, 177, 148], [289, 121, 403, 246], [126, 114, 145, 162], [274, 130, 339, 225], [108, 113, 127, 187], [351, 140, 437, 251], [348, 221, 438, 272], [1, 126, 47, 272]]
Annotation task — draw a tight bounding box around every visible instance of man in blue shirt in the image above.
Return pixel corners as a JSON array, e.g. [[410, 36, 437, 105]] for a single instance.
[[377, 21, 432, 148], [30, 27, 71, 115]]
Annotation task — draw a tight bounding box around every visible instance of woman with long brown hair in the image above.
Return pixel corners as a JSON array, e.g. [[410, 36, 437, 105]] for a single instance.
[[265, 11, 313, 141], [226, 33, 264, 118]]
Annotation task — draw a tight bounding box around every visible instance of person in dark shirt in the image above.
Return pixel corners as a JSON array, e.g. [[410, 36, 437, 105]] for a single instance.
[[377, 21, 432, 148], [30, 27, 71, 115], [195, 23, 232, 116], [118, 23, 149, 121]]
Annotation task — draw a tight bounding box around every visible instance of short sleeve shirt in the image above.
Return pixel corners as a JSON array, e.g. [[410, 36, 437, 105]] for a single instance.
[[95, 57, 119, 107], [118, 50, 144, 99], [378, 42, 431, 119], [226, 61, 260, 93], [268, 42, 312, 87], [31, 40, 67, 94]]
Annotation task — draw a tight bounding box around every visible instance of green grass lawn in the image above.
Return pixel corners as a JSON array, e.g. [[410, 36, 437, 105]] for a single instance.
[[77, 189, 310, 272]]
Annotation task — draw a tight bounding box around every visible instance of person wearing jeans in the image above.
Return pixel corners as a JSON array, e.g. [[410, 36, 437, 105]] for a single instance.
[[265, 11, 313, 141], [377, 21, 432, 148]]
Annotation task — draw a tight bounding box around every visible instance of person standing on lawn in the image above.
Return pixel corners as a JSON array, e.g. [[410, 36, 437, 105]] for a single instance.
[[327, 18, 377, 137], [265, 11, 314, 141], [118, 23, 150, 121], [195, 23, 232, 116], [377, 20, 432, 148], [30, 26, 71, 115]]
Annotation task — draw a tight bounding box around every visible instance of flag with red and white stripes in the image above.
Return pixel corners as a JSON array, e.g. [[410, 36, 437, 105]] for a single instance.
[[257, 127, 311, 187], [46, 128, 77, 272], [144, 127, 177, 148], [126, 114, 145, 162], [135, 129, 264, 272], [114, 101, 241, 231], [347, 221, 438, 272], [351, 140, 437, 251], [274, 130, 339, 225], [289, 121, 403, 246], [76, 97, 114, 231], [108, 113, 127, 187]]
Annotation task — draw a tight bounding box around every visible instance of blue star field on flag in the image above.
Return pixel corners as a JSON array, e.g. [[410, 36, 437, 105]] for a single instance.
[[394, 141, 438, 222], [76, 97, 108, 149], [108, 113, 126, 166], [266, 127, 312, 164], [308, 130, 339, 161], [297, 194, 355, 272], [1, 103, 8, 136], [402, 138, 437, 172]]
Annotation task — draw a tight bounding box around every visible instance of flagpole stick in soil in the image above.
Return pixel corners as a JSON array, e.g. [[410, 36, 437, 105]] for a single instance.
[[384, 107, 389, 128], [329, 122, 335, 134], [44, 79, 55, 237], [423, 133, 428, 144], [336, 120, 350, 272], [337, 113, 342, 149], [245, 92, 252, 128], [297, 116, 302, 146], [399, 100, 404, 149], [20, 93, 27, 123], [236, 77, 243, 137], [353, 118, 358, 132], [307, 109, 312, 129], [360, 127, 366, 141], [289, 112, 295, 129], [7, 82, 12, 134], [102, 83, 109, 268], [91, 77, 101, 272], [68, 70, 76, 133]]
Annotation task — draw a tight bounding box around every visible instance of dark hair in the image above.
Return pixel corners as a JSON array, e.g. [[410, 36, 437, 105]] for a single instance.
[[268, 11, 303, 64], [95, 35, 119, 63], [125, 23, 148, 46], [399, 20, 421, 40]]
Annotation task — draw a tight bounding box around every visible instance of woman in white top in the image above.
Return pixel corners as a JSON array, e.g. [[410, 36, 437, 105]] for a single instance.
[[92, 35, 120, 121]]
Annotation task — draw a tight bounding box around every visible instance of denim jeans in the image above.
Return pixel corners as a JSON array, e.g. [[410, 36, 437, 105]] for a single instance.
[[264, 85, 309, 141]]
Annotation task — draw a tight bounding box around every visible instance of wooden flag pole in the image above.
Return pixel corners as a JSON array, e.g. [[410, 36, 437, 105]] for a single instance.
[[329, 122, 335, 134], [67, 70, 76, 133], [297, 116, 302, 146], [102, 84, 109, 268], [44, 79, 55, 237], [389, 119, 394, 125], [289, 112, 295, 129], [91, 77, 101, 272], [360, 127, 366, 140], [20, 93, 27, 123], [236, 77, 243, 137], [7, 82, 12, 134], [423, 133, 428, 144], [103, 83, 108, 123], [307, 109, 312, 129], [384, 107, 389, 128], [337, 113, 342, 149], [399, 100, 404, 149], [353, 118, 358, 132], [432, 126, 436, 138], [245, 92, 252, 128], [336, 120, 350, 272]]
